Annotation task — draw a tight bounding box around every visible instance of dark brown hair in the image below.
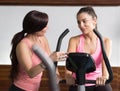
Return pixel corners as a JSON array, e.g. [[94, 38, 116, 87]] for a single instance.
[[76, 6, 97, 29], [77, 6, 97, 19], [9, 10, 48, 82]]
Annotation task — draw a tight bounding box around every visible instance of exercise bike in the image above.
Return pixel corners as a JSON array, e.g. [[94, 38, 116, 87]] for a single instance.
[[32, 29, 113, 91]]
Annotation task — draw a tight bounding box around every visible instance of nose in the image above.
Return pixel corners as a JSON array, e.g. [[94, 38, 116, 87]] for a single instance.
[[78, 22, 84, 29]]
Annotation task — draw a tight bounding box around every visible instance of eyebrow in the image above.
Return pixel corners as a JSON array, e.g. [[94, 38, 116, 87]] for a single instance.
[[78, 18, 89, 22]]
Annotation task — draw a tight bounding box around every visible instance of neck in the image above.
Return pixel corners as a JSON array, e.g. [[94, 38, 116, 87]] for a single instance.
[[26, 34, 43, 43], [84, 31, 97, 42]]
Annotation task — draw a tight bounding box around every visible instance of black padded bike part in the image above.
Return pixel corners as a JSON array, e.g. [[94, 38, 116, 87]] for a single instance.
[[66, 52, 96, 85], [66, 52, 96, 73]]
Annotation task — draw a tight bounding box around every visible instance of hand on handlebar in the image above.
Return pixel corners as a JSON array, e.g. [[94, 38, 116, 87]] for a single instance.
[[50, 52, 67, 62], [96, 76, 108, 86]]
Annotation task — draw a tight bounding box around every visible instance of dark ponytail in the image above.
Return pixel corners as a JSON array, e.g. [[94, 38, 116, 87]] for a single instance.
[[9, 31, 24, 82]]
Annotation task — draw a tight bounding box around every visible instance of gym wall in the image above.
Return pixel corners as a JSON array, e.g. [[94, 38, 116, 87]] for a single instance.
[[0, 6, 120, 66]]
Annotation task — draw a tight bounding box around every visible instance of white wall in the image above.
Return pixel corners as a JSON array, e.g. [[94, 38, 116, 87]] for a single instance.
[[0, 6, 120, 66]]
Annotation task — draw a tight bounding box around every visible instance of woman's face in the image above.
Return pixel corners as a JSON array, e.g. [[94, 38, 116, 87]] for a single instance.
[[77, 12, 97, 34]]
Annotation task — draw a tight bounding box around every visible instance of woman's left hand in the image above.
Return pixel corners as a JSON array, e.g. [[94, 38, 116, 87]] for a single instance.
[[96, 76, 108, 86]]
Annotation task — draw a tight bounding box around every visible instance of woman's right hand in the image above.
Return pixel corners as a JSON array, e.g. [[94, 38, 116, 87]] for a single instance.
[[50, 52, 67, 62]]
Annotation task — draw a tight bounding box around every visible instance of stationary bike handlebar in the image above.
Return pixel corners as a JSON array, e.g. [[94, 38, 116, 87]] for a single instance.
[[87, 30, 113, 84], [32, 45, 60, 91], [56, 28, 70, 52], [59, 79, 96, 84], [93, 29, 113, 84], [54, 28, 70, 67]]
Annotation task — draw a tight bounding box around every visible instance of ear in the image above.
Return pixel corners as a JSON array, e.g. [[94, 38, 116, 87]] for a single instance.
[[93, 17, 97, 26]]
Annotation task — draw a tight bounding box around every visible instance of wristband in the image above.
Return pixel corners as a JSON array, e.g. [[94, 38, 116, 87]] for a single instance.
[[40, 63, 46, 69]]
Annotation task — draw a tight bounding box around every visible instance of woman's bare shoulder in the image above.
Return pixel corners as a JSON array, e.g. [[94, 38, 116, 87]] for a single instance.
[[103, 36, 112, 46], [68, 35, 81, 46], [16, 38, 30, 51], [70, 35, 80, 41], [104, 36, 112, 42]]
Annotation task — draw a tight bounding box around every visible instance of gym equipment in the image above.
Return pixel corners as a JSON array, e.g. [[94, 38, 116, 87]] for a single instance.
[[66, 52, 96, 91], [54, 28, 69, 67], [33, 45, 60, 91], [65, 29, 113, 91], [33, 29, 69, 91], [93, 29, 113, 83], [66, 30, 113, 91], [32, 29, 113, 91]]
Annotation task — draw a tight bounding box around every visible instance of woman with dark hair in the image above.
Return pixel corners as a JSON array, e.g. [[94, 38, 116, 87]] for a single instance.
[[65, 6, 112, 91], [9, 10, 67, 91]]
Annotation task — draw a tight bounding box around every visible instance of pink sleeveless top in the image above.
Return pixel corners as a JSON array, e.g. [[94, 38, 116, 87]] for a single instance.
[[14, 38, 47, 91], [72, 35, 103, 86]]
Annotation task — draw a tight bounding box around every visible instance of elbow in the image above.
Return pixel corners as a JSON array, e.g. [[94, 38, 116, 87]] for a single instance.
[[28, 71, 36, 78], [27, 69, 42, 78]]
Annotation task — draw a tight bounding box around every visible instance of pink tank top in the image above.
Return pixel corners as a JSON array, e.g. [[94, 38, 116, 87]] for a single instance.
[[72, 35, 103, 86], [14, 38, 47, 91]]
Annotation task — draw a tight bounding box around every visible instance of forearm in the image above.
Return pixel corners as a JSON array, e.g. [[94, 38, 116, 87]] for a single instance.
[[28, 63, 45, 78]]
